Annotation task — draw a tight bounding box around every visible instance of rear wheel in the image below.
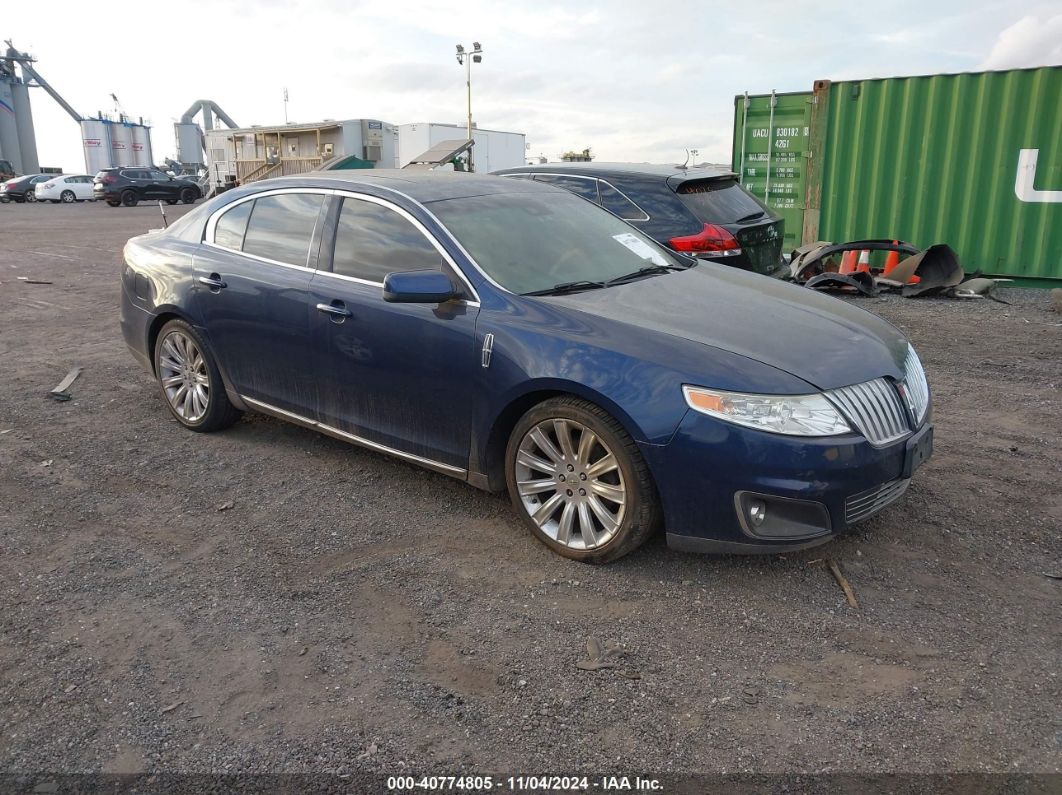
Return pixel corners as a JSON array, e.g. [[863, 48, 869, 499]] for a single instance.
[[165, 198, 178, 205], [154, 319, 241, 432], [60, 190, 75, 203], [505, 397, 660, 564], [106, 200, 121, 207], [120, 189, 138, 207], [179, 188, 196, 204], [24, 191, 36, 203]]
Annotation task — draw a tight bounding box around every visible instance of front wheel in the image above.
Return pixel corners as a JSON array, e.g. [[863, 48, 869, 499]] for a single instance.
[[154, 319, 241, 432], [179, 188, 196, 204], [505, 397, 660, 564]]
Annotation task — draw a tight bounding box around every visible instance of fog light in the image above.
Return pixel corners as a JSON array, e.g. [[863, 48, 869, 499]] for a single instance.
[[749, 500, 767, 526]]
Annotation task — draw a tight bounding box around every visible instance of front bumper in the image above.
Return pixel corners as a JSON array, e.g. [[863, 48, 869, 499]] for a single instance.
[[642, 410, 930, 554]]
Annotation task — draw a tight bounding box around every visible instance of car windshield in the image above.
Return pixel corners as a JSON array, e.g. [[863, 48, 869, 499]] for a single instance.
[[430, 191, 685, 295]]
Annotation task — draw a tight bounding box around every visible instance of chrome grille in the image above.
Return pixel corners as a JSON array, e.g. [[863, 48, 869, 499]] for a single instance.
[[827, 378, 911, 447], [846, 478, 910, 524], [903, 346, 930, 424]]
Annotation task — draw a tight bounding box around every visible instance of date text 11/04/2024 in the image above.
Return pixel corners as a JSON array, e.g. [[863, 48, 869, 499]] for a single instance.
[[386, 776, 663, 791]]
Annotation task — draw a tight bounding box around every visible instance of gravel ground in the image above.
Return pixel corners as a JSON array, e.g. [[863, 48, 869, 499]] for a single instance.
[[0, 202, 1059, 782]]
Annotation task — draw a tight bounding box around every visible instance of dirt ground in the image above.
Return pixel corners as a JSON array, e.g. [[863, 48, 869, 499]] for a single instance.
[[0, 202, 1059, 783]]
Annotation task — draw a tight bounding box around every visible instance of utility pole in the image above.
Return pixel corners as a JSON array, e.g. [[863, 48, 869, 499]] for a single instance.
[[455, 42, 483, 171], [283, 87, 289, 124]]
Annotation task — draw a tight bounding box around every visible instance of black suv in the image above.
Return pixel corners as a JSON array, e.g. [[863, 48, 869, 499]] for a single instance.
[[493, 163, 784, 277], [0, 173, 52, 203], [93, 167, 201, 207]]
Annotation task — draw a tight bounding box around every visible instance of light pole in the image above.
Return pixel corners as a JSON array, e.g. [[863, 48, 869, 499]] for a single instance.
[[455, 42, 483, 171]]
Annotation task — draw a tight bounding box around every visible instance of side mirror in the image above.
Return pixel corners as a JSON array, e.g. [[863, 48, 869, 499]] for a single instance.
[[382, 270, 457, 304]]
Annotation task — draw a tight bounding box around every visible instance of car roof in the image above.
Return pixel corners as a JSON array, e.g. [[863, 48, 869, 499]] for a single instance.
[[495, 161, 738, 181], [245, 170, 558, 203]]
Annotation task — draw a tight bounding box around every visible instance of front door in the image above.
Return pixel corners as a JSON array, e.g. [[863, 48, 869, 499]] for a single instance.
[[190, 191, 328, 416], [310, 194, 479, 469]]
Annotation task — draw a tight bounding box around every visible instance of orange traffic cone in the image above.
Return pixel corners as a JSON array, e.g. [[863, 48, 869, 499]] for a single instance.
[[882, 241, 901, 276], [839, 250, 857, 274], [855, 249, 871, 273]]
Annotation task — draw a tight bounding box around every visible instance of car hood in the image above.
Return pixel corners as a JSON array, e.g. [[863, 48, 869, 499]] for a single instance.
[[548, 263, 909, 391]]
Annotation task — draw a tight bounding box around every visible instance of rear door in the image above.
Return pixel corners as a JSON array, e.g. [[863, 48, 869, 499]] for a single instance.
[[308, 193, 479, 469], [190, 189, 328, 416]]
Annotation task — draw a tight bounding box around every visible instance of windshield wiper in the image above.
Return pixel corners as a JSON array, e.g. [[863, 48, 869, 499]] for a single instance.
[[522, 280, 607, 296], [603, 264, 682, 286], [735, 211, 766, 223]]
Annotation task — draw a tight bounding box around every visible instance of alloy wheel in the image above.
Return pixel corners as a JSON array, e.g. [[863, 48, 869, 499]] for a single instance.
[[61, 190, 75, 203], [514, 418, 627, 550], [158, 330, 210, 423]]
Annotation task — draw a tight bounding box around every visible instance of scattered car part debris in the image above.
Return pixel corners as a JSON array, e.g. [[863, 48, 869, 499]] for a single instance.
[[40, 459, 53, 467], [826, 559, 859, 608], [805, 271, 879, 297], [17, 276, 54, 285], [742, 687, 760, 705], [48, 367, 82, 402], [790, 239, 920, 283], [576, 637, 624, 671], [896, 245, 964, 297], [217, 500, 234, 512]]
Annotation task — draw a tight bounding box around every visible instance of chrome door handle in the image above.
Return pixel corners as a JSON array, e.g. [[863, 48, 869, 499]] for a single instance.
[[316, 302, 352, 318], [198, 275, 227, 289]]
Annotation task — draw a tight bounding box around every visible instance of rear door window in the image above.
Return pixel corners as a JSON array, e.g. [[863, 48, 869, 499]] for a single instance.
[[330, 197, 445, 283], [533, 174, 599, 202], [598, 181, 649, 221], [675, 179, 769, 224], [242, 193, 324, 266], [213, 201, 253, 250]]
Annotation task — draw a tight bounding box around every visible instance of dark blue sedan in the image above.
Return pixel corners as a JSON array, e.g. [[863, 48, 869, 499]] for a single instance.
[[120, 171, 932, 563]]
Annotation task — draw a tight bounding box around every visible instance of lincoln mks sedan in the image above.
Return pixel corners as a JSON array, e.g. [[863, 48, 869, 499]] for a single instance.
[[120, 171, 932, 563]]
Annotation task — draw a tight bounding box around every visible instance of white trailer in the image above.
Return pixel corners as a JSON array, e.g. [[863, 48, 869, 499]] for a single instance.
[[398, 122, 525, 173]]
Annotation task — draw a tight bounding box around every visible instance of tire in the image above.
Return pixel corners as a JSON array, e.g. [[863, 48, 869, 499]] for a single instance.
[[106, 200, 121, 207], [120, 189, 138, 207], [24, 191, 36, 203], [60, 190, 75, 203], [154, 319, 241, 433], [179, 188, 196, 205], [505, 396, 660, 564], [165, 198, 178, 205]]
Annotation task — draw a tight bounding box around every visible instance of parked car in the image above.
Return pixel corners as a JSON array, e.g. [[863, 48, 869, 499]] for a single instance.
[[493, 163, 785, 277], [94, 167, 201, 207], [0, 159, 15, 182], [121, 172, 932, 563], [0, 173, 53, 203], [34, 174, 98, 203]]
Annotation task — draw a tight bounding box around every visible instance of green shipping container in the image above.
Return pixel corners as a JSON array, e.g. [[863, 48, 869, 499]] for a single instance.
[[732, 67, 1062, 281]]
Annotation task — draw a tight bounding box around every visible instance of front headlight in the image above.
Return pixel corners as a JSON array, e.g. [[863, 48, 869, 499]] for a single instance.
[[683, 385, 851, 436]]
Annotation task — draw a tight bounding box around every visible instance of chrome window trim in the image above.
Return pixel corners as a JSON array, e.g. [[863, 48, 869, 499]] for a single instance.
[[204, 187, 333, 270], [502, 171, 652, 222], [240, 395, 467, 477], [327, 179, 513, 295], [202, 185, 482, 305], [330, 189, 480, 304], [597, 178, 652, 222]]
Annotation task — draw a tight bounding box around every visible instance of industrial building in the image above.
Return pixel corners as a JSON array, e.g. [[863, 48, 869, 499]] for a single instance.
[[203, 119, 526, 188], [397, 122, 526, 174], [733, 65, 1061, 282], [204, 119, 399, 186], [2, 40, 153, 176]]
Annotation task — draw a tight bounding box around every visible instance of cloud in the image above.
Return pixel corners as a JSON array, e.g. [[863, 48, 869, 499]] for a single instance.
[[978, 13, 1062, 69]]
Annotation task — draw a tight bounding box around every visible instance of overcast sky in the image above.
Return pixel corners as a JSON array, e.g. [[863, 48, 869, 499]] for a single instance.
[[5, 0, 1061, 172]]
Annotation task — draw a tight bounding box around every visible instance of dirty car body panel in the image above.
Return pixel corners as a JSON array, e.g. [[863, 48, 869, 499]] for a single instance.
[[120, 171, 932, 555]]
